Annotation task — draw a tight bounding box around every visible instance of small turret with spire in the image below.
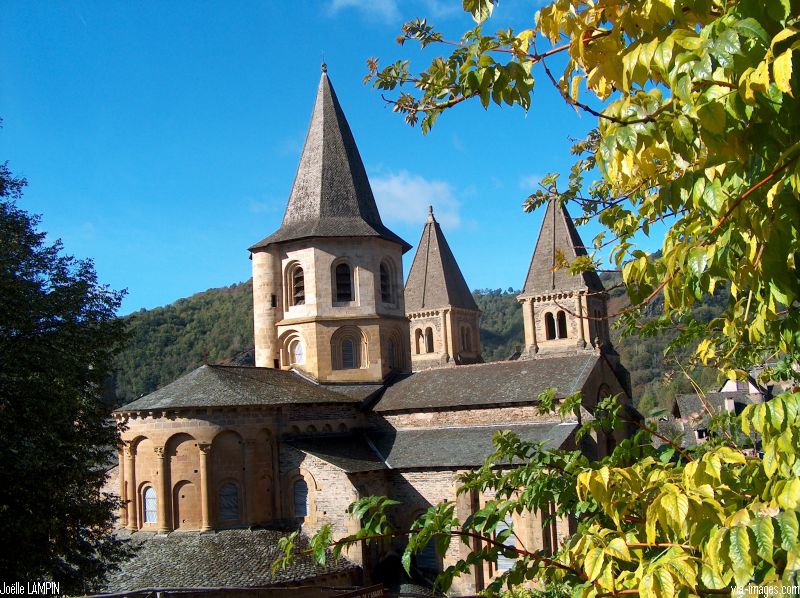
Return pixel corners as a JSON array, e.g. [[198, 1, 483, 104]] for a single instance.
[[517, 199, 610, 357], [405, 206, 482, 370]]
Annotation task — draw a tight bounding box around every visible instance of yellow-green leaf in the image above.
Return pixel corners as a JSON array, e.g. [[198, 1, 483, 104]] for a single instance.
[[774, 50, 794, 95]]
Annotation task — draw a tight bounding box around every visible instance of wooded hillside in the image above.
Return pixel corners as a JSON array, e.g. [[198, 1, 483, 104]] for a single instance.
[[112, 278, 726, 414]]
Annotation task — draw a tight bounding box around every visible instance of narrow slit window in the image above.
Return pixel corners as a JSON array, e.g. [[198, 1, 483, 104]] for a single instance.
[[557, 311, 568, 339], [425, 328, 434, 353], [293, 479, 309, 518], [544, 313, 556, 340], [380, 263, 392, 303], [335, 263, 353, 302], [143, 487, 157, 524], [388, 338, 398, 369], [341, 339, 355, 369], [495, 516, 517, 572], [292, 267, 305, 306]]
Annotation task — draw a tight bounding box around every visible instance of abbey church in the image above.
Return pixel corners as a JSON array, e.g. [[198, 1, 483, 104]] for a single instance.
[[105, 68, 632, 596]]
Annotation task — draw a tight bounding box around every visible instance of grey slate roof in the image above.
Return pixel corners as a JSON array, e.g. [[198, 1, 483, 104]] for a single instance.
[[288, 424, 576, 471], [250, 70, 411, 253], [521, 199, 604, 295], [115, 365, 360, 412], [289, 436, 387, 473], [675, 392, 756, 421], [404, 207, 479, 312], [373, 354, 599, 412], [101, 528, 357, 593], [369, 423, 577, 468]]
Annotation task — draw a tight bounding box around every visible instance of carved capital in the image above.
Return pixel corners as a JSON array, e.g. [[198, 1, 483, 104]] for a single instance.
[[153, 446, 166, 458], [198, 443, 212, 455], [244, 439, 257, 448], [123, 444, 136, 459]]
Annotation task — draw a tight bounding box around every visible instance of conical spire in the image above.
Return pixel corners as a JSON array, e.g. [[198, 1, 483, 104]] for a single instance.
[[250, 69, 410, 252], [405, 206, 478, 312], [521, 199, 604, 295]]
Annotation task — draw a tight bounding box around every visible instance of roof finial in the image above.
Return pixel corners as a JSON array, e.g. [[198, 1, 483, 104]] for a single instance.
[[321, 52, 327, 74], [427, 205, 436, 223]]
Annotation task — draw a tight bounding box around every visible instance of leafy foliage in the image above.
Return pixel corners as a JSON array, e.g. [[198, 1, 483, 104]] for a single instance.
[[277, 0, 800, 595], [0, 162, 130, 592], [278, 391, 800, 597], [366, 0, 800, 381]]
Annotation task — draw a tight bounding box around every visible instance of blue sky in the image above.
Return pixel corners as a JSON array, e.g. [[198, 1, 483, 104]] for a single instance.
[[1, 1, 656, 314]]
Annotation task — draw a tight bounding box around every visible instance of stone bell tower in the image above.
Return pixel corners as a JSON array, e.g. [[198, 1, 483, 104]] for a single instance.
[[249, 65, 412, 383], [405, 206, 482, 370], [517, 199, 610, 357]]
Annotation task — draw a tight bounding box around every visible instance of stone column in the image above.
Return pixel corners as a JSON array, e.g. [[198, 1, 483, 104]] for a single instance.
[[117, 447, 127, 527], [124, 445, 137, 532], [577, 293, 587, 348], [198, 443, 212, 531], [444, 308, 453, 360], [243, 440, 256, 524], [440, 309, 450, 359], [522, 298, 538, 353], [154, 447, 170, 533]]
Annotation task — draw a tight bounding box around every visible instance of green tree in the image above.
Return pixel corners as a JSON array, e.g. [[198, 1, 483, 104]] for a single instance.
[[276, 1, 800, 596], [0, 162, 129, 593]]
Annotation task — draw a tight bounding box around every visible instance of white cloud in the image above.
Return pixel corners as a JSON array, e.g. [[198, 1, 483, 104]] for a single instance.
[[327, 0, 401, 22], [518, 173, 542, 190], [419, 0, 463, 19], [371, 170, 462, 229], [247, 197, 284, 214]]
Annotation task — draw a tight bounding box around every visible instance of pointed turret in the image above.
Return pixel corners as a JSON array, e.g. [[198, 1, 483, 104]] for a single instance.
[[406, 207, 481, 370], [406, 207, 479, 312], [250, 67, 411, 382], [250, 67, 411, 252], [522, 199, 604, 295], [517, 200, 609, 356]]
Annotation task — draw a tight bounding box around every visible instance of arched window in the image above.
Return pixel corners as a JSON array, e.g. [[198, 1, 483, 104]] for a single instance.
[[557, 311, 568, 339], [425, 328, 434, 353], [293, 479, 309, 518], [495, 515, 517, 572], [466, 328, 472, 351], [143, 486, 157, 524], [544, 313, 556, 340], [289, 338, 303, 365], [414, 329, 423, 355], [289, 264, 305, 306], [332, 327, 365, 370], [334, 263, 353, 302], [380, 261, 395, 304], [341, 338, 356, 369], [218, 483, 240, 521]]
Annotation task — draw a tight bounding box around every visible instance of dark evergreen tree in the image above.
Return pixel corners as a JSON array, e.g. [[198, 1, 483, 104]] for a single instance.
[[0, 162, 129, 593]]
